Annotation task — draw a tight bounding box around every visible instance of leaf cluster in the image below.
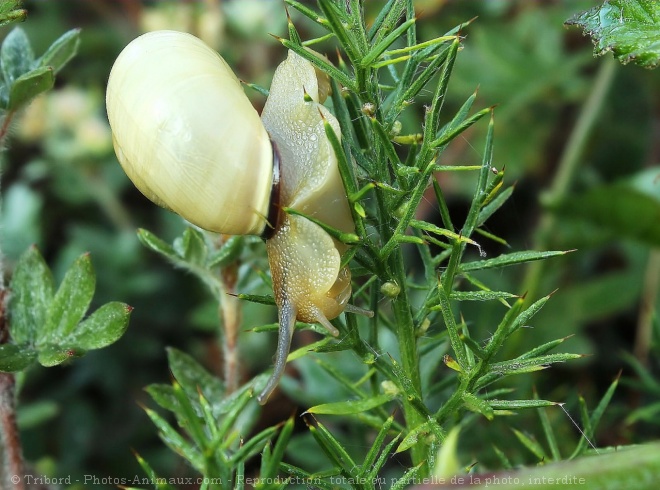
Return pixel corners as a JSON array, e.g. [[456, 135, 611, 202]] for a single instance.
[[0, 246, 131, 371], [0, 25, 79, 112]]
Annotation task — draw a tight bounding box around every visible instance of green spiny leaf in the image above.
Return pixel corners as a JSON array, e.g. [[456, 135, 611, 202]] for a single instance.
[[512, 428, 546, 461], [306, 416, 358, 476], [460, 250, 572, 272], [462, 392, 494, 420], [261, 417, 294, 480], [166, 347, 225, 406], [306, 394, 394, 415], [144, 407, 204, 471], [145, 384, 178, 413]]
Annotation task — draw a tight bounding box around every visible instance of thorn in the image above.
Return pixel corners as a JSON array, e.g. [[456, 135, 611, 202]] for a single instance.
[[269, 33, 284, 42]]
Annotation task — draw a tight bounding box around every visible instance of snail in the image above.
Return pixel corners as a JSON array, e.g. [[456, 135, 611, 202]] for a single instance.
[[106, 30, 362, 404]]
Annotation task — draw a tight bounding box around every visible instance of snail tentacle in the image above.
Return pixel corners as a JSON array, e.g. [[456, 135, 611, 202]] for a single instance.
[[257, 301, 297, 404]]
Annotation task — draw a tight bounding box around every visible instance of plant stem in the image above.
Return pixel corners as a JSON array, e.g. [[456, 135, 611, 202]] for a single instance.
[[0, 110, 16, 146], [521, 57, 617, 304], [0, 105, 23, 490], [0, 373, 24, 490], [390, 248, 427, 470], [219, 259, 241, 395]]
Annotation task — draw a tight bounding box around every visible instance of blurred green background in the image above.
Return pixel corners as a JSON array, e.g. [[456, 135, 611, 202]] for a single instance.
[[1, 0, 659, 486]]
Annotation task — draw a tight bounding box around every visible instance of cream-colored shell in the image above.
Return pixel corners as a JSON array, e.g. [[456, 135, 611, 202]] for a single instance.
[[106, 30, 273, 235]]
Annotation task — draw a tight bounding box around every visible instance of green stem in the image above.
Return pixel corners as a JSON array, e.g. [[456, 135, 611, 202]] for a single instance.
[[521, 57, 617, 303], [390, 248, 426, 471]]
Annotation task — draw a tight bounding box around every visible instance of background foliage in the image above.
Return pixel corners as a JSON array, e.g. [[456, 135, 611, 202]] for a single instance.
[[1, 0, 659, 488]]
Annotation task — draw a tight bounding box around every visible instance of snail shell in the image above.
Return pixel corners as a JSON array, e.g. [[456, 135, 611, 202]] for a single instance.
[[106, 30, 273, 236], [106, 31, 354, 404]]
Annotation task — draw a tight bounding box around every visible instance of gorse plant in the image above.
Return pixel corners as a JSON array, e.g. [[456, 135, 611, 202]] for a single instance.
[[117, 1, 582, 487], [2, 0, 660, 489]]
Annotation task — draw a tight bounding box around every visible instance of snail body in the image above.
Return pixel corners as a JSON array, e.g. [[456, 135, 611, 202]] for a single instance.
[[106, 31, 354, 403]]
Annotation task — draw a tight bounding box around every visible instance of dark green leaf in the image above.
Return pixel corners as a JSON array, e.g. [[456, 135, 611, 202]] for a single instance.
[[1, 27, 33, 84], [512, 428, 546, 460], [361, 415, 395, 479], [566, 0, 660, 68], [7, 65, 54, 110], [488, 353, 583, 375], [137, 228, 178, 261], [42, 253, 95, 343], [0, 344, 36, 371], [490, 399, 558, 410], [448, 290, 518, 302], [37, 344, 80, 367], [261, 417, 294, 480], [173, 227, 207, 265], [462, 392, 494, 420], [229, 425, 280, 465], [64, 302, 131, 350], [145, 384, 178, 413], [307, 418, 358, 476], [36, 28, 80, 74], [144, 407, 204, 472], [9, 246, 55, 345], [133, 451, 178, 490], [390, 463, 424, 490], [396, 420, 443, 454], [166, 347, 225, 404]]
